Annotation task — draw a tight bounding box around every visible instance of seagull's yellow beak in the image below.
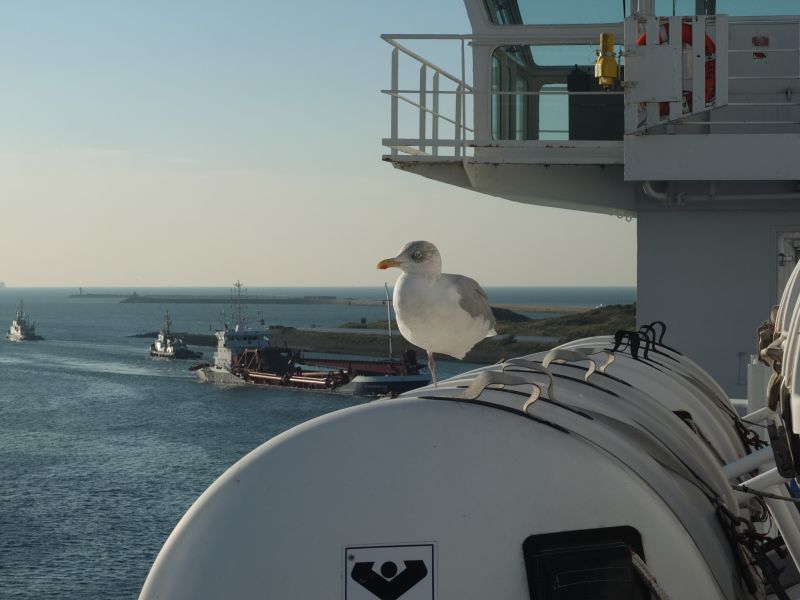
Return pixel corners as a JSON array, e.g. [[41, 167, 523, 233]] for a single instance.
[[376, 258, 401, 270]]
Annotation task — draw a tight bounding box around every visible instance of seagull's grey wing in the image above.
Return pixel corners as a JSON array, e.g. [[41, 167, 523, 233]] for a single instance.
[[450, 274, 496, 329]]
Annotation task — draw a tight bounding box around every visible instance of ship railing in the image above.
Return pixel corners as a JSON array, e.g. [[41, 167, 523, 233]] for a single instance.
[[384, 15, 800, 165], [382, 29, 627, 164], [382, 34, 474, 159], [627, 15, 800, 135]]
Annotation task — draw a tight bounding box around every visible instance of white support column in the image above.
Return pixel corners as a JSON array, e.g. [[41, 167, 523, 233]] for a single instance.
[[739, 466, 785, 491], [432, 71, 440, 156], [624, 16, 640, 134], [418, 65, 427, 153], [460, 38, 466, 158], [722, 446, 774, 480], [636, 0, 655, 17], [692, 15, 706, 114], [454, 84, 462, 158], [645, 17, 660, 127], [715, 14, 728, 107], [391, 48, 399, 157], [668, 16, 683, 120]]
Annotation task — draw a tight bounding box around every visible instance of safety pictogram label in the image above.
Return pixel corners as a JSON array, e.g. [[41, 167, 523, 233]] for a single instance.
[[345, 543, 434, 600]]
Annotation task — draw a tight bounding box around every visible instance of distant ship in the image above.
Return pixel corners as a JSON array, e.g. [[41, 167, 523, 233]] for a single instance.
[[0, 281, 5, 288], [7, 301, 42, 341], [149, 311, 203, 359]]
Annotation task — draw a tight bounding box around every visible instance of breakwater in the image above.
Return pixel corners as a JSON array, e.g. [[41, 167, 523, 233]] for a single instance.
[[118, 293, 586, 314]]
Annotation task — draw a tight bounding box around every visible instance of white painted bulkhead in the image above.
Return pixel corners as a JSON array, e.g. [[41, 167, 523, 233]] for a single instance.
[[140, 397, 739, 599], [637, 205, 800, 396]]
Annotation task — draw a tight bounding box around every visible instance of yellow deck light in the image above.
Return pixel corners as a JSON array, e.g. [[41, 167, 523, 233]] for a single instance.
[[595, 33, 618, 89]]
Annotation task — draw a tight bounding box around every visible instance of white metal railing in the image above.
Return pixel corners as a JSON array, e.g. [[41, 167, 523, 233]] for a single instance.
[[382, 34, 628, 158], [382, 35, 473, 158], [626, 15, 800, 134], [384, 16, 800, 158]]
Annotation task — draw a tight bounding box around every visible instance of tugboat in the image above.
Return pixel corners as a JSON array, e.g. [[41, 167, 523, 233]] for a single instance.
[[149, 311, 203, 359], [7, 301, 42, 341]]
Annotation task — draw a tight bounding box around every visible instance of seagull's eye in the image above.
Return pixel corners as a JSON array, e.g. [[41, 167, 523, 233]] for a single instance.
[[411, 251, 423, 262]]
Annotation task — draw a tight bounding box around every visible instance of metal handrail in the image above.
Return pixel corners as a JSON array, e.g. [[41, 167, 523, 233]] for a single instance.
[[382, 89, 624, 96], [384, 34, 473, 157], [385, 17, 800, 155], [383, 90, 475, 133], [382, 37, 472, 91]]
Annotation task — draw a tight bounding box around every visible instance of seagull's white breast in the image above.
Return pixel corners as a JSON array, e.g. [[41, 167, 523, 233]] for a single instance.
[[393, 273, 494, 359]]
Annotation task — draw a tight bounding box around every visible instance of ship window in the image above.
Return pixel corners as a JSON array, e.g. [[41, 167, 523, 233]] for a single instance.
[[491, 45, 623, 141], [522, 526, 649, 600], [483, 0, 623, 25]]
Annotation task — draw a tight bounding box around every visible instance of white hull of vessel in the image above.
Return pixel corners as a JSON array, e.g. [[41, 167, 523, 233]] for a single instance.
[[195, 366, 247, 386], [7, 302, 40, 341]]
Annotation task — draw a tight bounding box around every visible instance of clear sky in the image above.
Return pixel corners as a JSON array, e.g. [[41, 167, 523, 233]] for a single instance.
[[0, 0, 637, 288]]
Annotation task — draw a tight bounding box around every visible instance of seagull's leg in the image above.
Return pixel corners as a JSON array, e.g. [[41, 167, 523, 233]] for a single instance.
[[428, 350, 437, 387]]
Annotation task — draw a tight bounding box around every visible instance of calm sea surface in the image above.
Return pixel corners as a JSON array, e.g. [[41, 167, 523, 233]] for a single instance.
[[0, 286, 634, 599]]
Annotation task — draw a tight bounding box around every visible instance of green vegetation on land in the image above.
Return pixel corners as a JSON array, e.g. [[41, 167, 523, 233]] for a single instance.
[[278, 303, 635, 363]]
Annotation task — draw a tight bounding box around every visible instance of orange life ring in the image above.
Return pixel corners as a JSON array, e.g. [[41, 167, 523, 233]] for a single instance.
[[636, 21, 716, 115]]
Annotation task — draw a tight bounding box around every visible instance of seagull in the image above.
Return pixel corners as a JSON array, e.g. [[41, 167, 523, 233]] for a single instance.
[[377, 241, 496, 386]]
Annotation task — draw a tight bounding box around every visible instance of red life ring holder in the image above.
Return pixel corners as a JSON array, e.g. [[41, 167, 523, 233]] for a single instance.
[[636, 22, 716, 115]]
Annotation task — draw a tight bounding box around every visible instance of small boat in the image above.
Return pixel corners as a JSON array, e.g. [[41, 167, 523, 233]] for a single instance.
[[149, 311, 203, 359], [7, 301, 42, 341]]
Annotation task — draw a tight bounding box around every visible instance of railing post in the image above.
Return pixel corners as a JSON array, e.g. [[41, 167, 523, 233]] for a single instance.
[[461, 38, 466, 158], [668, 15, 683, 120], [715, 14, 728, 107], [454, 84, 463, 157], [692, 15, 706, 114], [645, 16, 660, 127], [391, 47, 399, 157], [419, 65, 427, 153], [432, 71, 440, 156], [624, 16, 640, 134]]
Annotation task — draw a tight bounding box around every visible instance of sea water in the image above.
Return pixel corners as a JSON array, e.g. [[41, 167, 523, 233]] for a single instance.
[[0, 286, 634, 599]]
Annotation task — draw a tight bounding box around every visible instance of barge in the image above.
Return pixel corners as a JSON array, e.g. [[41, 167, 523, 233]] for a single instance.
[[194, 282, 430, 396]]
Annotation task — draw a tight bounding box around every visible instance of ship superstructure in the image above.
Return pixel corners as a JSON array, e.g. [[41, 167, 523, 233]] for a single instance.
[[382, 0, 800, 398], [196, 281, 273, 383]]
